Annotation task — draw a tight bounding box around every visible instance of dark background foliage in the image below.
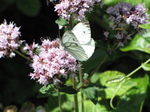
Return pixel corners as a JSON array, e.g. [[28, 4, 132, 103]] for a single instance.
[[0, 0, 59, 110]]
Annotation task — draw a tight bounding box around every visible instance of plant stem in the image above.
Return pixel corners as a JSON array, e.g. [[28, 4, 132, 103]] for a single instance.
[[58, 92, 63, 112], [90, 55, 108, 77], [69, 15, 79, 112], [14, 50, 30, 61], [110, 77, 126, 109], [79, 62, 84, 112], [69, 15, 74, 29], [126, 58, 150, 78], [72, 78, 79, 112]]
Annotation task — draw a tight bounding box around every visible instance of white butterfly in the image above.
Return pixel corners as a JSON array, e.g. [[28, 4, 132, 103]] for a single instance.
[[60, 21, 95, 61]]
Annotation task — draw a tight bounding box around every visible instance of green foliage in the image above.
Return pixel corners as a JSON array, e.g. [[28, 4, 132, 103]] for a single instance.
[[0, 1, 9, 12], [139, 24, 150, 30], [0, 0, 41, 16], [55, 18, 68, 26], [42, 71, 149, 112], [4, 0, 15, 4], [38, 85, 57, 98], [81, 86, 99, 104], [111, 74, 149, 112], [59, 86, 77, 94], [99, 71, 137, 99], [16, 0, 41, 16], [141, 30, 150, 43], [120, 34, 150, 54], [142, 63, 150, 71], [38, 84, 77, 98]]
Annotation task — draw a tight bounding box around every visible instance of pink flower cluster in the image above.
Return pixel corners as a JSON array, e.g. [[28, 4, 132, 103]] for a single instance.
[[23, 42, 40, 58], [29, 39, 79, 85], [54, 0, 101, 21], [0, 20, 21, 58]]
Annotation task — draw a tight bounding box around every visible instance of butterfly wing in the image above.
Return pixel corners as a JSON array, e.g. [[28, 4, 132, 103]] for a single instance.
[[61, 30, 89, 61], [80, 38, 95, 58], [72, 21, 95, 59], [72, 21, 91, 44]]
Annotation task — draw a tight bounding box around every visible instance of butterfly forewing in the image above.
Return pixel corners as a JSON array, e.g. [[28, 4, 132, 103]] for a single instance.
[[72, 21, 91, 44], [72, 21, 95, 59]]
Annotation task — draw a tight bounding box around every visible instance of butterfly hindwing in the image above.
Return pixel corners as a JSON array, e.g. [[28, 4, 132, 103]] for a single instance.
[[65, 46, 88, 61]]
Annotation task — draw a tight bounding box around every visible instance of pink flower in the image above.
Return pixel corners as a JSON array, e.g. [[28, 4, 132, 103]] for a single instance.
[[0, 20, 21, 58], [29, 39, 79, 85], [54, 0, 101, 21], [23, 42, 40, 58]]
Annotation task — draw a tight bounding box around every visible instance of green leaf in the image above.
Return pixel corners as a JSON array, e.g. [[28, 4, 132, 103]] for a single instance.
[[120, 34, 150, 54], [90, 72, 101, 83], [100, 71, 126, 87], [16, 0, 41, 16], [141, 30, 150, 43], [39, 85, 52, 94], [55, 18, 68, 26], [139, 24, 150, 30], [83, 99, 110, 112], [142, 63, 150, 71], [112, 74, 149, 112], [99, 71, 137, 98], [81, 86, 98, 104], [106, 75, 125, 83], [37, 85, 56, 98], [59, 86, 77, 94]]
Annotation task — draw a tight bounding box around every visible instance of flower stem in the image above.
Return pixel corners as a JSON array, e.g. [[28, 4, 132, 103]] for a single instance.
[[69, 15, 79, 112], [58, 92, 63, 112], [79, 62, 84, 112], [14, 50, 30, 61], [72, 78, 79, 112], [69, 15, 74, 29]]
